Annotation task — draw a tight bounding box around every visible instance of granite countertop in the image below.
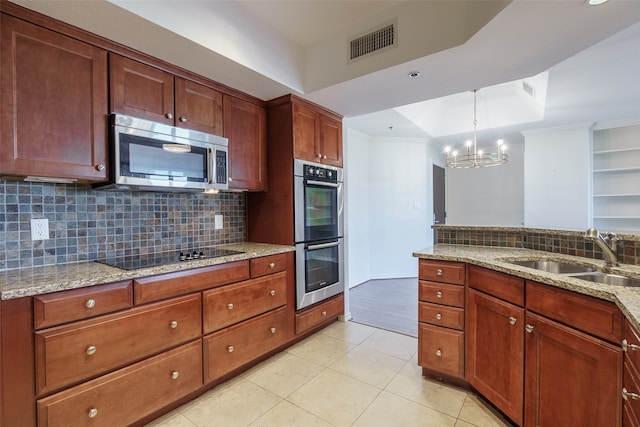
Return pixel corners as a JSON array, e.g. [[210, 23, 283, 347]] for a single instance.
[[0, 242, 295, 300], [413, 244, 640, 331]]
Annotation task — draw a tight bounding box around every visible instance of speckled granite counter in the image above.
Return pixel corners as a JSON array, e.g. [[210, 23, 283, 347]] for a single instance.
[[414, 244, 640, 331], [0, 242, 295, 300]]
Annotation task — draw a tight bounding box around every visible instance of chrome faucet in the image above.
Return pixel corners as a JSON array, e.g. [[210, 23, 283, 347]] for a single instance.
[[584, 227, 619, 267]]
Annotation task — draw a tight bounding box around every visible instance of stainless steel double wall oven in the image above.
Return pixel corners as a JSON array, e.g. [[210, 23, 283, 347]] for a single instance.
[[294, 159, 344, 310]]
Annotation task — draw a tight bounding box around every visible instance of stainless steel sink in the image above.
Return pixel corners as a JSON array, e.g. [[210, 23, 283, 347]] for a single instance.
[[507, 259, 595, 274], [567, 272, 640, 287]]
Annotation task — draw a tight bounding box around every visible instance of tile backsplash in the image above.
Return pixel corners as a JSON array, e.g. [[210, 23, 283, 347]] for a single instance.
[[0, 181, 246, 270]]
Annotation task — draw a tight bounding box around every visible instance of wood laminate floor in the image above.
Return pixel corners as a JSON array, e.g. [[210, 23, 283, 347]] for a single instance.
[[349, 277, 418, 337]]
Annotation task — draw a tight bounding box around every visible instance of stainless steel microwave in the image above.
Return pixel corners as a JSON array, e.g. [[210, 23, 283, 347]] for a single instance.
[[94, 114, 228, 193]]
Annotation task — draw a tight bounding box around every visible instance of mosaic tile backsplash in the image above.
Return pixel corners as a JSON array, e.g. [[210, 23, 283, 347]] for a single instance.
[[0, 181, 246, 270], [434, 226, 640, 266]]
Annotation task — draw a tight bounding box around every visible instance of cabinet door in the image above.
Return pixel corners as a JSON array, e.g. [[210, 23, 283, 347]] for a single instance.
[[223, 96, 267, 190], [109, 54, 174, 124], [467, 288, 524, 426], [525, 312, 622, 427], [292, 103, 319, 162], [319, 114, 343, 167], [0, 16, 108, 182], [175, 77, 223, 135]]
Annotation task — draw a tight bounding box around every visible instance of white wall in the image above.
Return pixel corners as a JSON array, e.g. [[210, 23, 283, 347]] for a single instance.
[[522, 124, 592, 230], [446, 143, 525, 226], [344, 127, 439, 287]]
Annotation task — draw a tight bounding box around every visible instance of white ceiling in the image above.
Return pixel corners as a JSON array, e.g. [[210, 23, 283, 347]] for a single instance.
[[13, 0, 640, 146]]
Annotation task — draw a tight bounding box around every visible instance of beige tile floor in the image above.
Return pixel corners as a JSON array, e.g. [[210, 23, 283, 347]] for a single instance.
[[147, 321, 511, 427]]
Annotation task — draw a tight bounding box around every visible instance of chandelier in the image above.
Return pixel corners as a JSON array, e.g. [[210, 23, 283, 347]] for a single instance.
[[444, 90, 508, 168]]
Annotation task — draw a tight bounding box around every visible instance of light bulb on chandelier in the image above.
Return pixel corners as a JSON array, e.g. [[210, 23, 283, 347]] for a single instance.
[[444, 89, 508, 168]]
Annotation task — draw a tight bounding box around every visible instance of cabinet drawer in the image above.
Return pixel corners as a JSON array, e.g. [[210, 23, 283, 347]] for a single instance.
[[419, 302, 464, 330], [419, 281, 464, 307], [468, 265, 524, 306], [37, 340, 202, 427], [526, 281, 622, 343], [250, 253, 287, 278], [203, 307, 288, 383], [419, 260, 465, 285], [624, 320, 640, 373], [134, 260, 250, 304], [203, 271, 287, 334], [295, 293, 344, 335], [34, 281, 132, 329], [35, 293, 202, 395], [418, 323, 464, 379]]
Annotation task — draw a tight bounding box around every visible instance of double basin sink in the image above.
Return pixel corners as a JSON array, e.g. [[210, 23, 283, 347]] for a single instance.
[[506, 259, 640, 288]]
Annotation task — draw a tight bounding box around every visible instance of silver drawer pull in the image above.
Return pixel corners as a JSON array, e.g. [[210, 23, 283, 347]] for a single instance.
[[269, 262, 275, 269], [270, 327, 276, 334], [623, 388, 640, 400], [227, 345, 234, 353], [170, 320, 178, 329], [436, 291, 443, 298], [85, 299, 96, 309], [270, 290, 276, 296], [436, 268, 443, 276], [622, 339, 640, 352], [86, 345, 97, 356], [322, 311, 327, 317], [436, 313, 442, 320], [525, 324, 534, 333], [509, 317, 517, 326], [88, 408, 98, 418], [228, 303, 234, 310], [171, 371, 180, 380], [435, 349, 442, 357]]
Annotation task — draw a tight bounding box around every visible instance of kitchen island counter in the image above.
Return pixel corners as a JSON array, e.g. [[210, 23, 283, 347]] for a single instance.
[[0, 242, 294, 300], [414, 244, 640, 331]]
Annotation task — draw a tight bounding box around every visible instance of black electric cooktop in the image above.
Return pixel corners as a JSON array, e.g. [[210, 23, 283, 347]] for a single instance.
[[97, 247, 244, 270]]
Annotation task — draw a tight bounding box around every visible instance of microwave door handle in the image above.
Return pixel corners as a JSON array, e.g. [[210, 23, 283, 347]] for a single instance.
[[306, 180, 339, 188], [207, 148, 214, 184], [306, 241, 340, 251]]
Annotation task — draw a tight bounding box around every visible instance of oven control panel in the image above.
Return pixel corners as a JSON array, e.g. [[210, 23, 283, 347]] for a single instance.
[[303, 164, 338, 183]]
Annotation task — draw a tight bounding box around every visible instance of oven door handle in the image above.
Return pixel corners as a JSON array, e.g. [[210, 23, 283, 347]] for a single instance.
[[306, 241, 340, 250], [306, 180, 339, 188]]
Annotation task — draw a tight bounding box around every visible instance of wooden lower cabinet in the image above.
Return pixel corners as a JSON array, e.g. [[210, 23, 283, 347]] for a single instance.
[[37, 340, 203, 427], [295, 293, 344, 335], [524, 312, 622, 427], [203, 307, 288, 383], [466, 288, 525, 426]]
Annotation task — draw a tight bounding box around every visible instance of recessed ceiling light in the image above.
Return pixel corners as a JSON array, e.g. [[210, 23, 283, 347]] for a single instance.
[[586, 0, 609, 5], [408, 71, 421, 78]]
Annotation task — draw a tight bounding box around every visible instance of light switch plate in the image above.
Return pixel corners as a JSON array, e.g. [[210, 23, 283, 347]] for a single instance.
[[215, 215, 223, 230], [31, 218, 49, 240]]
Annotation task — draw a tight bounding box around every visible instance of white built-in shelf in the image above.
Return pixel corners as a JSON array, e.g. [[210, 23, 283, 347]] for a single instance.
[[593, 167, 640, 173], [594, 147, 640, 155], [594, 216, 640, 219], [593, 193, 640, 198]]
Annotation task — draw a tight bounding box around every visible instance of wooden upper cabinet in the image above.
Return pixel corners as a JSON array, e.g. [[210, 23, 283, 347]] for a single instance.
[[110, 54, 223, 135], [292, 103, 343, 167], [223, 95, 267, 190], [0, 15, 108, 182], [109, 54, 174, 125]]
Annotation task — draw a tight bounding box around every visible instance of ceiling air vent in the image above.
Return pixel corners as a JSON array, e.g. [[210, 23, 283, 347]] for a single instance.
[[349, 22, 396, 61], [522, 81, 536, 98]]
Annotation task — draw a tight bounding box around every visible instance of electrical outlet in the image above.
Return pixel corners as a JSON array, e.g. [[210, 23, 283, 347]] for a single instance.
[[31, 218, 49, 241], [215, 215, 223, 230]]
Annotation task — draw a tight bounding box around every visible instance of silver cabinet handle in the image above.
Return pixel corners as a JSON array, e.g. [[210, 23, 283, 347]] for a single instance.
[[166, 113, 173, 119], [436, 268, 443, 276], [435, 349, 442, 357], [86, 345, 97, 355], [436, 313, 442, 320], [227, 345, 234, 353], [623, 388, 640, 400], [317, 154, 322, 158], [88, 408, 98, 418], [269, 262, 275, 269], [622, 339, 640, 352], [95, 164, 105, 171], [171, 371, 179, 380], [179, 116, 187, 123], [525, 324, 534, 333], [323, 155, 327, 159], [228, 303, 234, 310], [85, 299, 96, 309], [436, 291, 443, 298], [509, 317, 517, 325], [170, 320, 178, 329], [322, 311, 327, 317], [270, 290, 276, 296], [270, 327, 276, 334]]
